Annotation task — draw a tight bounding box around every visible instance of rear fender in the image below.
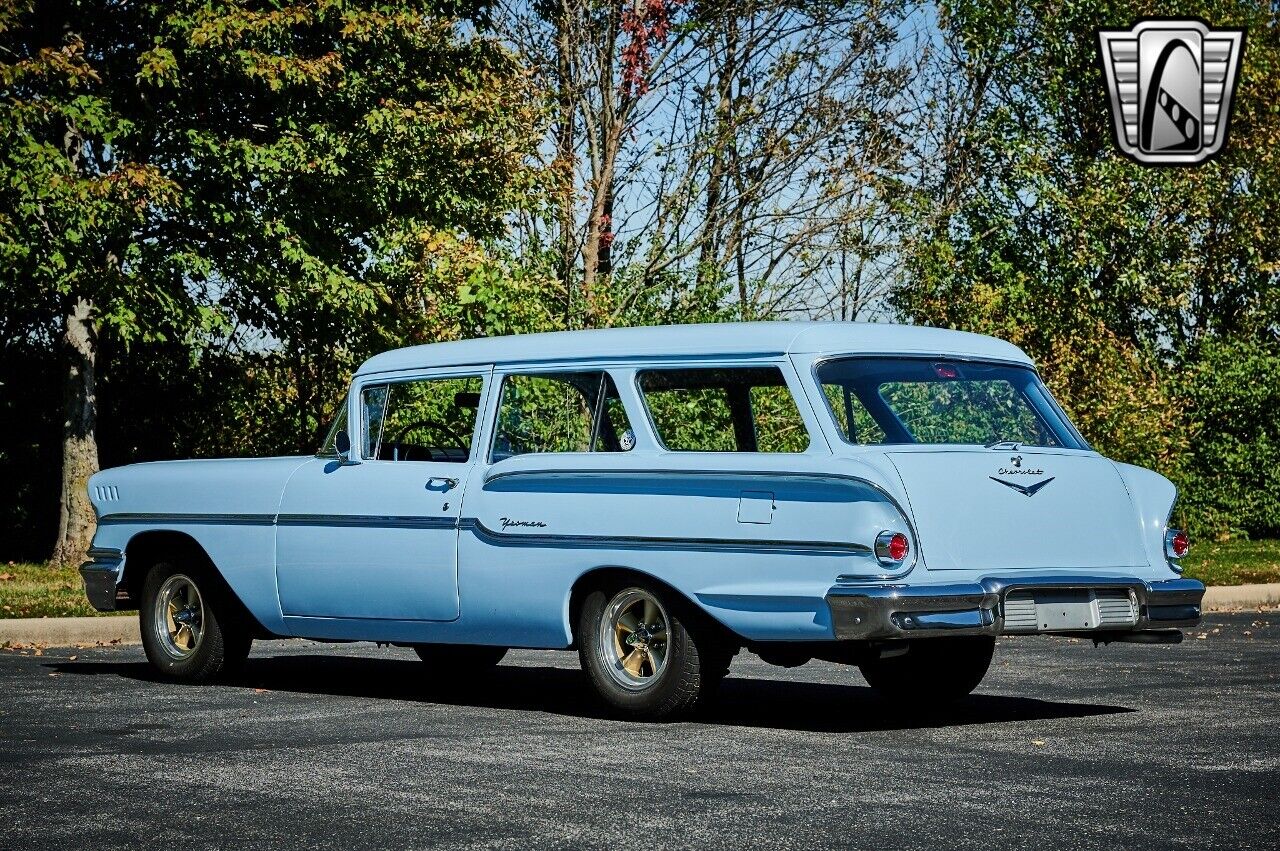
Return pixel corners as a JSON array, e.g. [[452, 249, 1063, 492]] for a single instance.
[[1112, 462, 1180, 574]]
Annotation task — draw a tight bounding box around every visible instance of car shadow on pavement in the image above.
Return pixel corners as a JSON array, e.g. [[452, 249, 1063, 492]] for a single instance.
[[47, 653, 1134, 733]]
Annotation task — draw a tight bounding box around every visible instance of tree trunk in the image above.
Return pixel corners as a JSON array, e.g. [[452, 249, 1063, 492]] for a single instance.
[[50, 297, 99, 567], [554, 0, 578, 325], [698, 15, 737, 287]]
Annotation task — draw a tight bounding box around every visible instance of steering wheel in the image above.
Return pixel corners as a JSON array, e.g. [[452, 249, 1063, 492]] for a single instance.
[[391, 417, 473, 450]]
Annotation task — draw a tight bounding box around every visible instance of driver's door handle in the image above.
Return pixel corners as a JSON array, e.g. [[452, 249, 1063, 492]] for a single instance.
[[427, 477, 459, 491]]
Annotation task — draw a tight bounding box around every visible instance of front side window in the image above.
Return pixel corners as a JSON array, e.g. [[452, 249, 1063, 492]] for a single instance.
[[816, 357, 1086, 448], [637, 366, 809, 452], [492, 371, 634, 460], [361, 375, 484, 462]]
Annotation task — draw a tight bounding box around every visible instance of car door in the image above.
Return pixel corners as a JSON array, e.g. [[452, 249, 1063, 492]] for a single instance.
[[274, 368, 491, 622]]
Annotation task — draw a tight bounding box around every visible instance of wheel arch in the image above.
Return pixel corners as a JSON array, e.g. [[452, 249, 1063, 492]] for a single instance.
[[566, 565, 743, 650], [124, 530, 273, 638]]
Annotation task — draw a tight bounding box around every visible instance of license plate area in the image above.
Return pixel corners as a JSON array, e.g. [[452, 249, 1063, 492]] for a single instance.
[[1001, 587, 1137, 634], [1031, 591, 1098, 631]]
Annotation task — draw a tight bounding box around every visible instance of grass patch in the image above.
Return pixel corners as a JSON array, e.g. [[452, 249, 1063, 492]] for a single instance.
[[0, 562, 130, 619], [1180, 539, 1280, 587]]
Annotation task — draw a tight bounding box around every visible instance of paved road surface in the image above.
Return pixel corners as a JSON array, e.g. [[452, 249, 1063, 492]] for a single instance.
[[2, 612, 1276, 849]]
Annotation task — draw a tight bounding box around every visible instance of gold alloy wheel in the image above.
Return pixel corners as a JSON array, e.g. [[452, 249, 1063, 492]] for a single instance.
[[599, 588, 670, 690], [154, 574, 205, 660]]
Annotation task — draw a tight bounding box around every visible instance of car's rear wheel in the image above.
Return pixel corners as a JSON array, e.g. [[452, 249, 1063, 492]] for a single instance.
[[577, 582, 724, 720], [412, 644, 507, 673], [140, 560, 251, 681], [858, 636, 995, 702]]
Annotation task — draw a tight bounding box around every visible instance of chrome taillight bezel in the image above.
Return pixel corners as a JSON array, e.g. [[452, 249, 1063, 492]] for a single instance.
[[1164, 528, 1189, 570], [874, 530, 910, 566]]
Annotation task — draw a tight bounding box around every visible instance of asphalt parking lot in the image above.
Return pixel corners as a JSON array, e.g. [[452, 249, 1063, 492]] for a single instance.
[[2, 612, 1277, 850]]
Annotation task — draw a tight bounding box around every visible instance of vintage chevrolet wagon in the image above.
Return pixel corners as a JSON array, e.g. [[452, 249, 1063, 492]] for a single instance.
[[81, 322, 1205, 718]]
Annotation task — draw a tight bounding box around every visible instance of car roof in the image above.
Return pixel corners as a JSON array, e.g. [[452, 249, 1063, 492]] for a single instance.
[[355, 321, 1033, 375]]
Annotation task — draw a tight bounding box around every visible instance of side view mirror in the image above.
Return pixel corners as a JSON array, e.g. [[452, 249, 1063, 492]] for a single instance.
[[335, 429, 357, 465]]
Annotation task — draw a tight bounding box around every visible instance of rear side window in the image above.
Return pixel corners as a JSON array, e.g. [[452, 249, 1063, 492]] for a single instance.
[[492, 372, 633, 459], [637, 366, 809, 452], [816, 358, 1086, 448]]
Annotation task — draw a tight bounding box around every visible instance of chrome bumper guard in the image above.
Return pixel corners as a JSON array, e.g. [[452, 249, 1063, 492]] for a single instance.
[[78, 547, 128, 612], [825, 575, 1205, 641]]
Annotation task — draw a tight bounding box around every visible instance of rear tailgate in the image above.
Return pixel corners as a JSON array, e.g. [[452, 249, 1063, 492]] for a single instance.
[[887, 449, 1148, 572]]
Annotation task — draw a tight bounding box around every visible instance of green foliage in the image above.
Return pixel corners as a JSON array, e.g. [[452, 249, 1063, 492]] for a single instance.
[[821, 384, 887, 445], [894, 0, 1280, 537], [1179, 538, 1280, 587], [0, 0, 547, 557], [364, 375, 484, 460], [0, 562, 134, 618], [493, 373, 633, 457], [1175, 337, 1280, 538], [876, 380, 1047, 446], [638, 368, 810, 453]]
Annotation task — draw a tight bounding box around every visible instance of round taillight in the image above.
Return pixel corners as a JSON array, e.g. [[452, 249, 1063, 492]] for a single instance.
[[1165, 528, 1190, 559], [875, 530, 910, 565]]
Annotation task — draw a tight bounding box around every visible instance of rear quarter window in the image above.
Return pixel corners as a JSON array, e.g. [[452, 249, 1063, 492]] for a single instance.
[[637, 366, 809, 452]]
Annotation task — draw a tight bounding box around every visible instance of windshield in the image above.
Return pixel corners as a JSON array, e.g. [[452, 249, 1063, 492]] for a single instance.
[[815, 357, 1087, 449]]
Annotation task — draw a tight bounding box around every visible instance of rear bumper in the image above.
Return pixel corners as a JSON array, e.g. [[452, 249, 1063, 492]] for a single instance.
[[78, 548, 128, 612], [825, 574, 1204, 641]]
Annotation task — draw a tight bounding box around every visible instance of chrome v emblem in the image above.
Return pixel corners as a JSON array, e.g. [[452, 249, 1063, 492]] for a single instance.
[[989, 476, 1056, 497]]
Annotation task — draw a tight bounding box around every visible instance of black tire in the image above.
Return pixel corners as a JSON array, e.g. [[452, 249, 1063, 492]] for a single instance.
[[858, 636, 995, 702], [412, 644, 507, 674], [577, 581, 717, 720], [139, 560, 251, 681]]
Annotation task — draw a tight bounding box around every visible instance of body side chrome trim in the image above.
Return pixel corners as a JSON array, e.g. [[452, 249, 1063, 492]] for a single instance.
[[97, 511, 876, 557], [480, 467, 916, 579], [277, 514, 458, 530], [98, 512, 276, 526], [464, 518, 872, 556]]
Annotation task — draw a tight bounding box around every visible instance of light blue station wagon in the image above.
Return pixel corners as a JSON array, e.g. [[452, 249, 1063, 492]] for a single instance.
[[81, 322, 1204, 718]]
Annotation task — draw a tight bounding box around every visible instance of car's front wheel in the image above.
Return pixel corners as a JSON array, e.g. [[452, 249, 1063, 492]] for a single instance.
[[858, 636, 995, 702], [577, 582, 725, 720], [140, 560, 251, 681]]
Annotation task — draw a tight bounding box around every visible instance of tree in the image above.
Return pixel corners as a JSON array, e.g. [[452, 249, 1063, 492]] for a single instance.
[[893, 0, 1280, 536], [498, 0, 924, 327], [0, 0, 542, 563]]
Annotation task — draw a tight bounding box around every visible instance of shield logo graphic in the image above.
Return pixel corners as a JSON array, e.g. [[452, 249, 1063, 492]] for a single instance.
[[1098, 19, 1245, 165]]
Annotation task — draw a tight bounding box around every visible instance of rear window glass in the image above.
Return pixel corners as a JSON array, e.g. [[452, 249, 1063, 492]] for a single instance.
[[637, 367, 809, 452], [816, 358, 1085, 448]]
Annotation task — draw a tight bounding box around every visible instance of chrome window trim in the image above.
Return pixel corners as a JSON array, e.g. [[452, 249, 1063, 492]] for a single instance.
[[356, 350, 792, 378], [351, 367, 494, 464], [485, 366, 637, 464]]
